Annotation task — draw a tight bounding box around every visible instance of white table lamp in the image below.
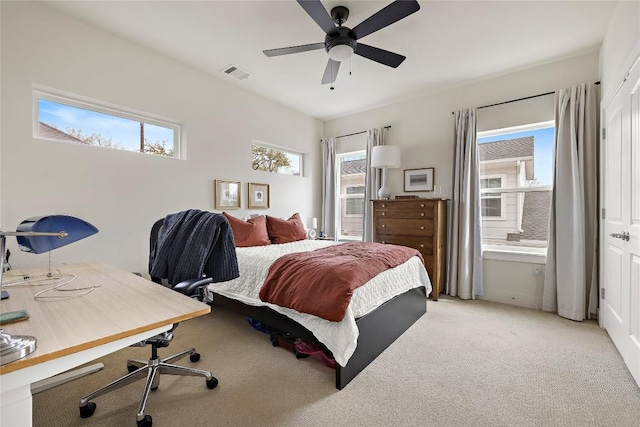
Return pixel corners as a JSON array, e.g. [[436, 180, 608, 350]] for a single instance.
[[305, 217, 318, 239], [370, 145, 401, 199]]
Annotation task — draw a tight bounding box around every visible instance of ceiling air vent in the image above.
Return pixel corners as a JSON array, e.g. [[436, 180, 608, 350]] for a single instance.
[[222, 65, 250, 80]]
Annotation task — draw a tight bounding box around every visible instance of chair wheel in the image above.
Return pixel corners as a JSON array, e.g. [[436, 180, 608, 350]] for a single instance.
[[79, 402, 96, 418], [127, 364, 138, 373], [137, 414, 152, 427], [190, 352, 200, 362], [206, 377, 219, 389]]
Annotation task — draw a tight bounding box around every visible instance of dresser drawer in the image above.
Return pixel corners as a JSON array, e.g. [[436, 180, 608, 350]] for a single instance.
[[375, 219, 433, 237], [372, 198, 446, 301], [374, 201, 434, 219], [375, 235, 433, 255]]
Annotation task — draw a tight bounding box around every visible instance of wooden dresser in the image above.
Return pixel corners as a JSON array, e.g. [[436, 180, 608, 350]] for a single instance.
[[372, 199, 447, 300]]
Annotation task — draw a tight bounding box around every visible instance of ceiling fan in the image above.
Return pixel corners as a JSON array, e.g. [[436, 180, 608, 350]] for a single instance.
[[263, 0, 420, 87]]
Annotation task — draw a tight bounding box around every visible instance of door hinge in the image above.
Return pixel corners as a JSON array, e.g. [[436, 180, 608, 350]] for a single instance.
[[601, 208, 605, 219], [601, 288, 605, 299], [602, 128, 606, 139]]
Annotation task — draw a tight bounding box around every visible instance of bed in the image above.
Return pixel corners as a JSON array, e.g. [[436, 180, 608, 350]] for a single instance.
[[204, 239, 431, 389], [151, 210, 432, 390]]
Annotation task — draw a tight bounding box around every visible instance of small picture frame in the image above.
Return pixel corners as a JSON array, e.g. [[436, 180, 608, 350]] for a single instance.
[[248, 182, 270, 209], [215, 179, 241, 209], [404, 168, 434, 192]]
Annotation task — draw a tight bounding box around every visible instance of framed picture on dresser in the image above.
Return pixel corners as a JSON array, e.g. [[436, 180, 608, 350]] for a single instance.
[[404, 168, 434, 192]]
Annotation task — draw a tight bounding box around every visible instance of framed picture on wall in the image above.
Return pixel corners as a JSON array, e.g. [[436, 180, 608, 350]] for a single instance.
[[215, 179, 241, 209], [248, 182, 270, 209], [404, 168, 434, 192]]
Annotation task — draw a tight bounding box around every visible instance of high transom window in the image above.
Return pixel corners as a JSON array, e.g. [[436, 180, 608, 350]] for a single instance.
[[252, 142, 302, 176], [34, 90, 180, 158]]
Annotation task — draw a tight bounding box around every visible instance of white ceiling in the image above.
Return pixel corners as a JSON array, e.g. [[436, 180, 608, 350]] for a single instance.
[[42, 1, 619, 121]]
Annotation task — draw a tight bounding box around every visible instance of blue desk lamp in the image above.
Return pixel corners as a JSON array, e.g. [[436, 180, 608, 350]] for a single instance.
[[0, 215, 98, 365]]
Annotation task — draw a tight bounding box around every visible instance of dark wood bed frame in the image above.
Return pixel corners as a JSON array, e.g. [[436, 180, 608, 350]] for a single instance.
[[212, 286, 427, 390]]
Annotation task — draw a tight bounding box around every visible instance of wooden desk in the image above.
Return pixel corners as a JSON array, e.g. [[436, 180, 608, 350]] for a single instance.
[[0, 262, 210, 427]]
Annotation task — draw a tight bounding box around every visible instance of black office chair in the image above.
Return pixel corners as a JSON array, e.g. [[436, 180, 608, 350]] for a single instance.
[[79, 211, 238, 427]]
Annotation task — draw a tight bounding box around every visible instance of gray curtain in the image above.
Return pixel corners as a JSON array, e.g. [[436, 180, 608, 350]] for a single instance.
[[543, 83, 599, 321], [449, 109, 484, 299], [321, 137, 337, 239], [363, 128, 383, 242]]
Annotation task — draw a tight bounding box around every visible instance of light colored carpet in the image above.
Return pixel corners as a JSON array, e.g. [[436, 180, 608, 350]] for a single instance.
[[33, 296, 640, 427]]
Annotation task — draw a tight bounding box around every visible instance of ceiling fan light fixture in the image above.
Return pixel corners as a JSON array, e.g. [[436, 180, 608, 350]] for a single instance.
[[327, 44, 353, 62]]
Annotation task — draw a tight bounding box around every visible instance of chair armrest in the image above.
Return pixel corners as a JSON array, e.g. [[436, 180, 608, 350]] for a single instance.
[[172, 277, 214, 296]]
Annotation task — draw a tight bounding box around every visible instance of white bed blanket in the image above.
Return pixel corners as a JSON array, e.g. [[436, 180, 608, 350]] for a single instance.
[[205, 240, 432, 366]]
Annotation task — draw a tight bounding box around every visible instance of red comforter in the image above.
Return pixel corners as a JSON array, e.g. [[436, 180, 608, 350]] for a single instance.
[[259, 242, 423, 322]]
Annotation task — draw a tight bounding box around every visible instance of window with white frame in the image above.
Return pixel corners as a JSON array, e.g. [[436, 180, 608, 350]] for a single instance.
[[337, 151, 366, 241], [346, 186, 365, 215], [477, 121, 554, 249], [252, 141, 302, 176], [35, 90, 180, 158], [480, 175, 506, 219]]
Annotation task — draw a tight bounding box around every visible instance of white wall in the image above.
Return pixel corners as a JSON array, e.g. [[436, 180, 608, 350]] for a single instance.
[[323, 52, 600, 308], [599, 0, 640, 106], [0, 2, 322, 274]]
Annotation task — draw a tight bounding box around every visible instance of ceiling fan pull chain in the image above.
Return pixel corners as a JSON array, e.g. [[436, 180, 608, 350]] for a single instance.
[[330, 60, 335, 90]]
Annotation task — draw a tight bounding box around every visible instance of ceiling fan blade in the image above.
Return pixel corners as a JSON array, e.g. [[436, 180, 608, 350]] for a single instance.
[[297, 0, 337, 35], [263, 42, 325, 57], [321, 59, 340, 85], [355, 43, 406, 68], [352, 0, 420, 40]]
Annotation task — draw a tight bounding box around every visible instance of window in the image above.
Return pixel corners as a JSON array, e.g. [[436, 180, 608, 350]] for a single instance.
[[346, 186, 365, 215], [252, 142, 302, 176], [477, 122, 554, 249], [35, 90, 180, 158], [480, 175, 506, 218], [337, 151, 366, 241]]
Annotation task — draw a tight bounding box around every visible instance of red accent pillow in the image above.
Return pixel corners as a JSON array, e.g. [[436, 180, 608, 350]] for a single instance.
[[223, 212, 270, 247], [266, 213, 307, 244]]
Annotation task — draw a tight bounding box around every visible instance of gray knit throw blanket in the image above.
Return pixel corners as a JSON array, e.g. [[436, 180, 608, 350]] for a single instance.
[[150, 209, 239, 285]]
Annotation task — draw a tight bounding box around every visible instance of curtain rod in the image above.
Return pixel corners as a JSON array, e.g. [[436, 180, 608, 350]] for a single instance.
[[322, 125, 391, 141], [451, 81, 600, 114]]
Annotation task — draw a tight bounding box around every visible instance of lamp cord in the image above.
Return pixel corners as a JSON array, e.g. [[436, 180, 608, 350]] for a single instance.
[[2, 266, 100, 300]]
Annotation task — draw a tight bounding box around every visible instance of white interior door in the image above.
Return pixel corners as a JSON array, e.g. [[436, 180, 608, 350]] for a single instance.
[[602, 57, 640, 386]]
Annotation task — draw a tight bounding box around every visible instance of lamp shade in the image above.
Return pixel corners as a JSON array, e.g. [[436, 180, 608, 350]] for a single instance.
[[16, 215, 98, 254], [305, 217, 318, 229], [370, 145, 401, 169]]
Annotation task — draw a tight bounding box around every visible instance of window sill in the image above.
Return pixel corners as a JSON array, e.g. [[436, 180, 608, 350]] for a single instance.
[[482, 245, 546, 264]]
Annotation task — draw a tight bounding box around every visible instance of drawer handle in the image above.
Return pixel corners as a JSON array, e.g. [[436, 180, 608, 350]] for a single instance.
[[382, 204, 386, 208], [420, 204, 424, 207], [420, 226, 425, 230], [381, 212, 386, 216], [420, 244, 424, 248], [381, 241, 386, 244], [420, 213, 425, 216], [382, 224, 386, 228]]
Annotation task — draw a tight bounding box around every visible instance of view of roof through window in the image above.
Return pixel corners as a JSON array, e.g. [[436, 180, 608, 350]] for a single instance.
[[477, 126, 554, 186], [37, 97, 177, 157], [477, 125, 554, 249]]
